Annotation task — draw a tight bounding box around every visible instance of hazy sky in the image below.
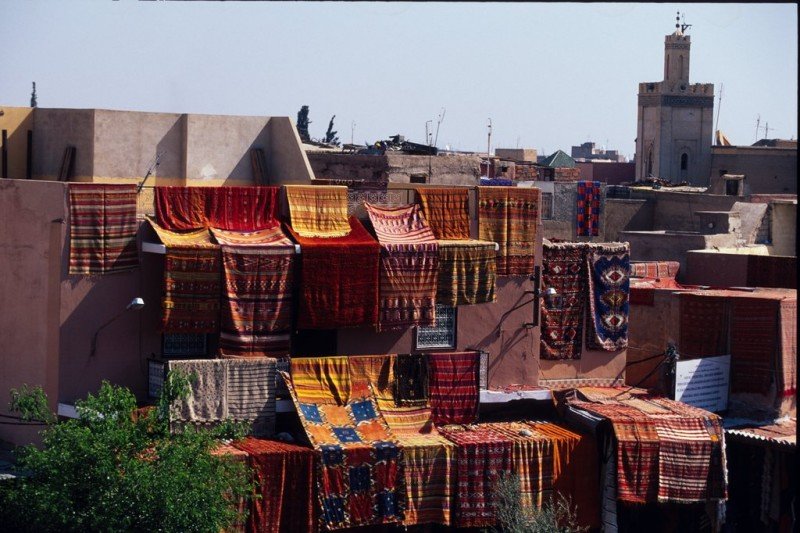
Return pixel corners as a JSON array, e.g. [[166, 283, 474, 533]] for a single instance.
[[2, 2, 797, 158]]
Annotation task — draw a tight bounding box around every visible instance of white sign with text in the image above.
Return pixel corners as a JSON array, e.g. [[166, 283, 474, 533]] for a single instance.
[[674, 355, 730, 413]]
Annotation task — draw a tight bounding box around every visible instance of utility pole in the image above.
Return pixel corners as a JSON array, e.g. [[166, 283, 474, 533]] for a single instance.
[[487, 118, 492, 158], [425, 120, 432, 146], [714, 83, 723, 134], [755, 115, 761, 142], [433, 108, 446, 148]]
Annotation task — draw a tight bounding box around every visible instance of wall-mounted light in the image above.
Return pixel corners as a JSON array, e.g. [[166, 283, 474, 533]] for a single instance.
[[90, 298, 145, 357], [523, 267, 542, 328], [544, 287, 562, 309]]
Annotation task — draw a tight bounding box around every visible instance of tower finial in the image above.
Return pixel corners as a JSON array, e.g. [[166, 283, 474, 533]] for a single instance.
[[676, 11, 681, 30]]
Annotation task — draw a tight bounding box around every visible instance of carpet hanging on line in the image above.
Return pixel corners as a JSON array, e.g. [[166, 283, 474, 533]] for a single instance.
[[427, 351, 480, 426], [68, 183, 139, 274], [730, 297, 779, 395], [540, 242, 587, 360], [285, 184, 351, 238], [232, 437, 318, 533], [154, 186, 280, 231], [365, 203, 438, 331], [436, 239, 497, 306], [150, 220, 221, 334], [586, 243, 630, 351], [211, 226, 295, 357], [478, 186, 540, 276], [415, 187, 471, 240], [437, 424, 514, 529], [287, 216, 380, 330], [678, 293, 730, 358], [281, 368, 404, 530], [576, 180, 601, 237]]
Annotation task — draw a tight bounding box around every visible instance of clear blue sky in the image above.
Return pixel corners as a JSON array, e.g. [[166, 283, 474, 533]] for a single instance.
[[2, 2, 797, 158]]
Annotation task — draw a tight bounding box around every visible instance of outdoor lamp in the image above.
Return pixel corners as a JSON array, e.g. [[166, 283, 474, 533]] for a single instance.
[[90, 298, 145, 357], [544, 287, 560, 308]]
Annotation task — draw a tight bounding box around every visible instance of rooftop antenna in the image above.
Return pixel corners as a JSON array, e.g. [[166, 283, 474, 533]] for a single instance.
[[714, 83, 723, 136], [350, 121, 356, 145], [487, 118, 492, 158], [137, 151, 164, 193], [764, 122, 772, 139], [755, 115, 761, 142], [433, 107, 446, 148]]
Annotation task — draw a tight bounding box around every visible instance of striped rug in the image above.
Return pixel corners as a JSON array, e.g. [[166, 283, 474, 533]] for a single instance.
[[478, 186, 540, 276], [365, 203, 439, 331], [285, 184, 351, 238], [576, 181, 601, 237], [436, 239, 497, 306], [211, 227, 295, 358], [540, 242, 586, 360], [428, 351, 480, 425], [415, 187, 471, 240], [154, 186, 280, 231], [68, 183, 138, 274]]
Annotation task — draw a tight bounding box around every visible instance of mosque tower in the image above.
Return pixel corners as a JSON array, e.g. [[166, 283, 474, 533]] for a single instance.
[[635, 12, 714, 184]]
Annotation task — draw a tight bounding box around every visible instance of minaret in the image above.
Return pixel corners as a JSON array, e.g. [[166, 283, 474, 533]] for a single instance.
[[634, 13, 714, 185], [663, 12, 691, 89]]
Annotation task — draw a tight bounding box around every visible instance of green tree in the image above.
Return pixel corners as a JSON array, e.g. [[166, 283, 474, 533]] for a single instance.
[[493, 473, 587, 533], [296, 105, 311, 142], [0, 375, 253, 533], [324, 115, 340, 146]]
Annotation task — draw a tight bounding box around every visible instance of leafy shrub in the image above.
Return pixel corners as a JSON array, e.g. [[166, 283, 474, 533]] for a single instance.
[[0, 374, 253, 533], [493, 473, 588, 533]]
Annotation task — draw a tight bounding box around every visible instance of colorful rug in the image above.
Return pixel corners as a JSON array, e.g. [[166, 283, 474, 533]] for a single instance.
[[365, 203, 438, 331], [436, 239, 497, 306], [541, 243, 586, 360], [68, 183, 139, 274], [394, 432, 455, 527], [576, 181, 601, 237], [167, 358, 277, 437], [428, 351, 480, 425], [586, 244, 630, 351], [526, 421, 601, 530], [161, 245, 221, 333], [478, 186, 540, 276], [287, 216, 380, 329], [437, 424, 514, 528], [394, 353, 429, 407], [212, 227, 295, 357], [281, 370, 404, 530], [233, 437, 317, 533], [730, 297, 779, 394], [679, 294, 730, 358], [290, 356, 351, 405], [154, 186, 280, 231], [746, 255, 797, 289], [285, 184, 351, 238], [778, 298, 797, 397], [630, 261, 680, 280], [415, 187, 471, 240]]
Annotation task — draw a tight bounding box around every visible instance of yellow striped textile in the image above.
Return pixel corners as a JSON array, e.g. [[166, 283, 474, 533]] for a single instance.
[[289, 356, 351, 405], [437, 239, 497, 306], [285, 184, 351, 238]]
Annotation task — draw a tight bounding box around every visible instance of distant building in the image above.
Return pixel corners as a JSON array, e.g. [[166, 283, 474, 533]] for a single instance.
[[571, 142, 627, 163], [635, 19, 714, 184], [709, 139, 797, 195], [494, 148, 537, 162], [576, 161, 635, 185]]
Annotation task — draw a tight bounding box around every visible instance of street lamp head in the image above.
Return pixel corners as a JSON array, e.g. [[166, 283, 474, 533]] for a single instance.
[[126, 297, 145, 311]]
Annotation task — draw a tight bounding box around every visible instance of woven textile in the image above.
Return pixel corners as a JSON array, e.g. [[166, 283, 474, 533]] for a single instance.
[[541, 243, 586, 360], [428, 351, 480, 425], [394, 433, 455, 527], [746, 255, 797, 289], [365, 203, 438, 331], [576, 181, 601, 237], [68, 183, 138, 274], [438, 425, 514, 528], [478, 186, 540, 276], [526, 422, 601, 529], [484, 422, 552, 510], [778, 298, 797, 396], [167, 358, 277, 437], [233, 437, 317, 533], [290, 357, 351, 405], [287, 217, 380, 329], [154, 186, 280, 231], [630, 261, 680, 280], [394, 354, 429, 407], [652, 417, 718, 503], [281, 371, 404, 530], [161, 245, 221, 333], [210, 443, 250, 533], [730, 298, 779, 394], [148, 218, 216, 247], [415, 187, 471, 240], [679, 294, 730, 358], [436, 239, 497, 306], [285, 185, 351, 238], [586, 244, 630, 351], [212, 227, 295, 357]]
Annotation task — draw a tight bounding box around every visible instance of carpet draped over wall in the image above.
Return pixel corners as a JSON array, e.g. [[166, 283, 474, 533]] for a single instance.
[[285, 184, 351, 238], [155, 186, 280, 231], [478, 186, 540, 276]]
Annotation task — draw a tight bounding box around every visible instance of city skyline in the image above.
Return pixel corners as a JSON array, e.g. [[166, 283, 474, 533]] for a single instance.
[[1, 2, 797, 158]]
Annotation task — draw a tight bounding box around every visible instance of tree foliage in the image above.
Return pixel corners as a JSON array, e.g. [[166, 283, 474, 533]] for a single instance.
[[493, 473, 588, 533], [0, 375, 253, 533], [296, 105, 311, 142], [324, 115, 340, 146]]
